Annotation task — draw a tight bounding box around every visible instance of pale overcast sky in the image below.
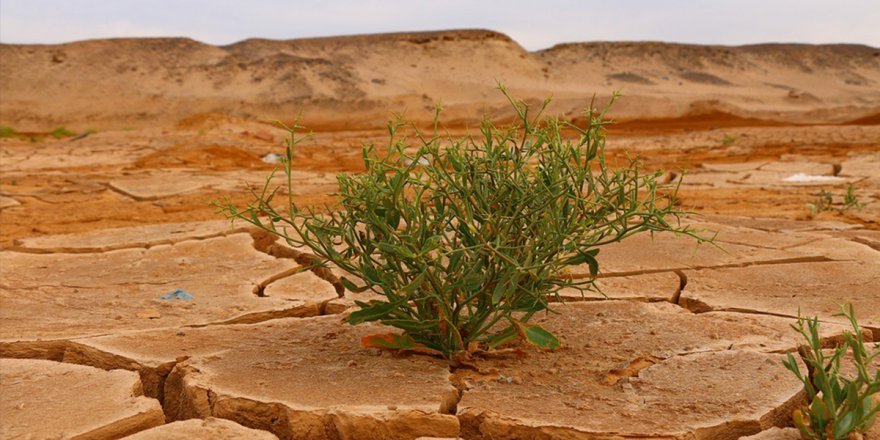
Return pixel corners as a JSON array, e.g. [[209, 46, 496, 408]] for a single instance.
[[1, 0, 878, 50]]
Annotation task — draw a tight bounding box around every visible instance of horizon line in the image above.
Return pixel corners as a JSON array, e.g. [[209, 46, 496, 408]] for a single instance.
[[2, 28, 878, 52]]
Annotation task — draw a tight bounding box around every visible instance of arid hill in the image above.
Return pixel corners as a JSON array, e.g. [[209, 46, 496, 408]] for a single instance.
[[1, 29, 879, 131]]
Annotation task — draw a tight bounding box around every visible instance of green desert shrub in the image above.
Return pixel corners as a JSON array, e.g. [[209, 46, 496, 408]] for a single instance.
[[50, 127, 76, 139], [218, 87, 705, 358], [0, 126, 17, 138], [783, 304, 879, 439]]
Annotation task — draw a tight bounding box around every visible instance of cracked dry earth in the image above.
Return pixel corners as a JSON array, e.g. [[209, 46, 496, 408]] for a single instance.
[[1, 118, 879, 440]]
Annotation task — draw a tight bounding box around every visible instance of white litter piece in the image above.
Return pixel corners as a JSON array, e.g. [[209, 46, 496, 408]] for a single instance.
[[782, 173, 844, 183], [404, 157, 430, 166], [262, 153, 283, 164]]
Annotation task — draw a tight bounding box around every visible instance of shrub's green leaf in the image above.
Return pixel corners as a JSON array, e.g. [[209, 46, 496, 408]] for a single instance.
[[463, 271, 483, 292], [401, 271, 427, 296], [360, 332, 444, 356], [383, 197, 401, 229], [512, 320, 560, 350], [572, 249, 600, 277], [361, 264, 383, 285], [486, 326, 518, 349], [447, 251, 462, 272], [512, 294, 546, 313], [834, 411, 855, 438], [348, 300, 400, 324], [491, 281, 510, 305], [382, 318, 438, 332], [340, 277, 369, 293], [376, 242, 414, 258], [421, 235, 442, 255]]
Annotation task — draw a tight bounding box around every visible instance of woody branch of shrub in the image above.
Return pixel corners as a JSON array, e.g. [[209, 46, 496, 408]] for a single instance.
[[217, 87, 706, 359]]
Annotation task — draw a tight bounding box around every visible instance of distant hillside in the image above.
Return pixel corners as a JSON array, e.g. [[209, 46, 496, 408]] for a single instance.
[[1, 29, 878, 130]]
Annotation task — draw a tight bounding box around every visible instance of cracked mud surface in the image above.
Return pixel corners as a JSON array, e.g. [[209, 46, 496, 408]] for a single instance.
[[1, 95, 879, 440], [121, 418, 280, 439], [0, 358, 165, 439], [454, 301, 838, 439], [0, 233, 339, 342]]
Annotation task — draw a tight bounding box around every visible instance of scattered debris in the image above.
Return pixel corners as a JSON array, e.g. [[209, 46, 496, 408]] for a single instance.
[[262, 153, 283, 163], [404, 157, 430, 166], [783, 173, 844, 183], [161, 288, 194, 301]]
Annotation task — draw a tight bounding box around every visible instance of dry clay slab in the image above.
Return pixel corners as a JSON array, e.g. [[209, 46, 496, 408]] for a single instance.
[[108, 170, 336, 201], [682, 258, 880, 335], [12, 220, 249, 253], [64, 301, 854, 440], [121, 418, 279, 440], [563, 222, 830, 278], [68, 316, 461, 440], [455, 301, 823, 440], [0, 233, 337, 344], [0, 358, 164, 439]]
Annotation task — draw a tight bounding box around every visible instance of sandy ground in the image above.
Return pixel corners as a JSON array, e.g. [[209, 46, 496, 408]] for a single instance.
[[0, 30, 879, 439]]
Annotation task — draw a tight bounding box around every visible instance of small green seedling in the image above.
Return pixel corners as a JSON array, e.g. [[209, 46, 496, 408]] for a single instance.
[[50, 127, 76, 139], [783, 304, 880, 439], [809, 185, 865, 217], [808, 189, 835, 217], [218, 87, 706, 359], [843, 184, 865, 211], [721, 133, 737, 146]]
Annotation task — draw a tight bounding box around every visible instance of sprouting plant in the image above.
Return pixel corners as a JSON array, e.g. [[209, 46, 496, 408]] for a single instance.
[[721, 133, 737, 146], [809, 186, 865, 217], [217, 87, 707, 359], [783, 304, 880, 439], [843, 184, 865, 211], [808, 189, 835, 217], [50, 127, 76, 139], [0, 126, 17, 138]]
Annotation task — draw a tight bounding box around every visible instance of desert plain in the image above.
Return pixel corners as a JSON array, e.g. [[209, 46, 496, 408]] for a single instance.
[[0, 30, 879, 439]]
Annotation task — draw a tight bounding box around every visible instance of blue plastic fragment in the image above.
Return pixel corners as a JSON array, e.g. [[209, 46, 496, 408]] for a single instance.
[[161, 288, 194, 301]]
